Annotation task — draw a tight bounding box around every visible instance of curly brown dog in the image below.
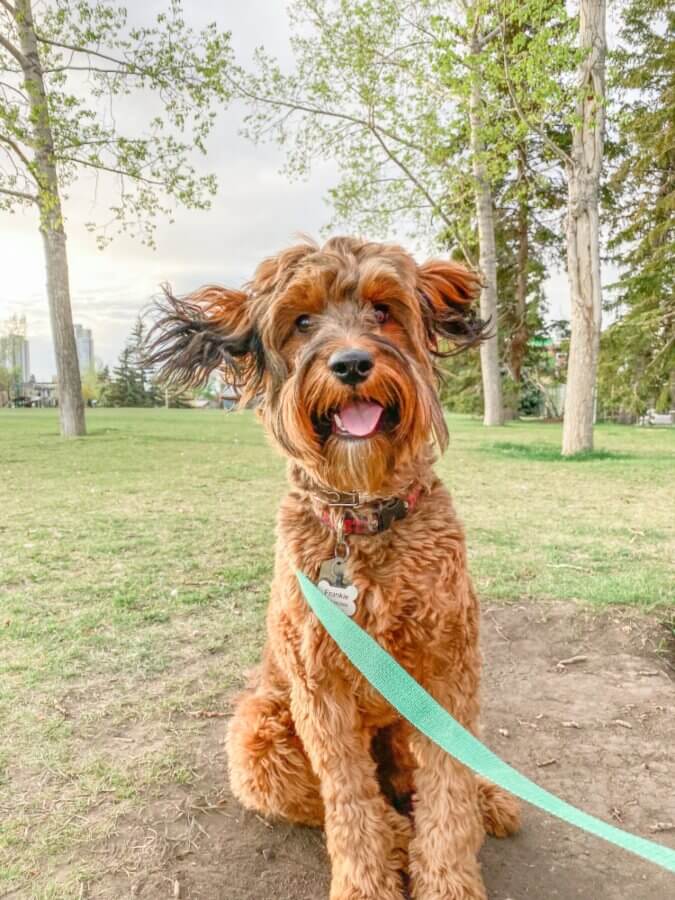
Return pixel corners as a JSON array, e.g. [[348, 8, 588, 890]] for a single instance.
[[148, 236, 520, 900]]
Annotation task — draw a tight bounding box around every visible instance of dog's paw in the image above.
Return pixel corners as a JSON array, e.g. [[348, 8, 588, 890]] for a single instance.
[[330, 875, 405, 900], [476, 777, 521, 838], [410, 869, 487, 900]]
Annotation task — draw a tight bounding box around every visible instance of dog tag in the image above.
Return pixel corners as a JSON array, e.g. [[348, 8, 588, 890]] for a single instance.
[[317, 557, 358, 617]]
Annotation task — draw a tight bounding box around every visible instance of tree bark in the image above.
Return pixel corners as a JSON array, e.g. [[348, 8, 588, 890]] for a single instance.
[[16, 0, 85, 437], [469, 47, 503, 426], [562, 0, 605, 455]]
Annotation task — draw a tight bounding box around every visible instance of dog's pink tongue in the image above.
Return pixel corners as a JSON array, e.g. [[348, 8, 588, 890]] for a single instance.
[[335, 401, 383, 437]]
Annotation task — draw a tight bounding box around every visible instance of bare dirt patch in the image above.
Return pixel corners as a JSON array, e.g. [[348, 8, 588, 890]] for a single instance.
[[7, 601, 675, 900]]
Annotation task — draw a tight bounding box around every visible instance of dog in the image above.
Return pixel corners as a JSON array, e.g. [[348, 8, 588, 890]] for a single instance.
[[147, 236, 520, 899]]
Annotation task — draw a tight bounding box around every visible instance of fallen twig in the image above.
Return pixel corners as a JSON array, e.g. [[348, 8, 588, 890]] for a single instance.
[[484, 611, 510, 644], [53, 699, 70, 717], [187, 709, 230, 719], [648, 822, 675, 833], [556, 655, 588, 669]]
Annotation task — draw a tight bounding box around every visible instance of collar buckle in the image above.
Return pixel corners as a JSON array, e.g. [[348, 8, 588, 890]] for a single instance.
[[323, 489, 361, 506], [377, 497, 408, 532]]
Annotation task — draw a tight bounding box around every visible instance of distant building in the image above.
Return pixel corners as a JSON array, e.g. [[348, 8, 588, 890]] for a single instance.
[[74, 323, 94, 372], [0, 315, 30, 382]]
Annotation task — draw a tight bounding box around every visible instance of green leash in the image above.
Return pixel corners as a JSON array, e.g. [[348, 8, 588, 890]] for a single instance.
[[296, 571, 675, 875]]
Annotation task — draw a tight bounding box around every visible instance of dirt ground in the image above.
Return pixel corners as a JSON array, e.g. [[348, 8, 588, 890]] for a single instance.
[[60, 602, 675, 900]]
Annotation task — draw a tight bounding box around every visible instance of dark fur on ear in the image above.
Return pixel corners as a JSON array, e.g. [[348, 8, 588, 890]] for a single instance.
[[417, 260, 490, 355], [144, 284, 263, 397]]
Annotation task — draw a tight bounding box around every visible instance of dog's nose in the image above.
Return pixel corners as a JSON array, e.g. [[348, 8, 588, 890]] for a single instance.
[[328, 348, 374, 385]]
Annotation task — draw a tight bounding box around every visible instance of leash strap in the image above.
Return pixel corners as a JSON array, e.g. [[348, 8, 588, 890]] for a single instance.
[[296, 571, 675, 874]]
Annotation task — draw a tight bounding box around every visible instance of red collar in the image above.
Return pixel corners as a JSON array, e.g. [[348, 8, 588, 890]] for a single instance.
[[315, 484, 423, 536]]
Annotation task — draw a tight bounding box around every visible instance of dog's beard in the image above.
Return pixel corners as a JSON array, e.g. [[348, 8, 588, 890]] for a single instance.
[[319, 430, 398, 493], [264, 348, 445, 493]]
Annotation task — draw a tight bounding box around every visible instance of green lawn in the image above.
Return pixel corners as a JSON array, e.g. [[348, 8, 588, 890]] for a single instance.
[[0, 408, 673, 897]]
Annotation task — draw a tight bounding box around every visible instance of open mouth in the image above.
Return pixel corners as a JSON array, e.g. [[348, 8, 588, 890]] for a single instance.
[[333, 400, 384, 438], [313, 401, 399, 442]]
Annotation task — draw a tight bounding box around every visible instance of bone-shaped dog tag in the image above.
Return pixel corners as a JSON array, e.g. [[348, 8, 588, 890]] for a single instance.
[[317, 557, 358, 617]]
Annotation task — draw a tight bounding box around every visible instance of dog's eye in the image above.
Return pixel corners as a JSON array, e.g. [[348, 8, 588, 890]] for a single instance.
[[296, 314, 312, 333], [374, 304, 389, 325]]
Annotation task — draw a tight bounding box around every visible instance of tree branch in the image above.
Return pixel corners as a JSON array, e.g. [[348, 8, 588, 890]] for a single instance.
[[233, 72, 427, 155], [42, 64, 142, 75], [0, 77, 28, 101], [367, 118, 453, 230], [34, 35, 134, 70], [0, 32, 27, 67], [35, 35, 198, 84], [61, 155, 164, 185], [0, 132, 36, 178], [398, 10, 470, 70], [477, 24, 502, 49], [0, 184, 37, 202], [646, 332, 675, 370], [0, 0, 16, 17]]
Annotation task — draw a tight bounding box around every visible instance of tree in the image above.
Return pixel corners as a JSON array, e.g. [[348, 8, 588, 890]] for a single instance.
[[465, 1, 504, 424], [428, 4, 571, 420], [561, 0, 606, 454], [0, 363, 19, 403], [601, 0, 674, 419], [108, 318, 159, 408], [495, 147, 560, 399], [129, 318, 160, 407], [497, 0, 606, 453], [81, 364, 111, 406], [97, 364, 112, 407], [108, 344, 141, 408], [0, 0, 233, 436], [478, 7, 570, 414], [0, 314, 28, 400]]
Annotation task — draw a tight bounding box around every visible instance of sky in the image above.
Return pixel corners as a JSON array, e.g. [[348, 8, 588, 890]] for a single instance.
[[0, 1, 597, 381]]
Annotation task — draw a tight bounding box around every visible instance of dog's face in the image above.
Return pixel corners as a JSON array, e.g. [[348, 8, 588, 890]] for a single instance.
[[148, 237, 484, 492]]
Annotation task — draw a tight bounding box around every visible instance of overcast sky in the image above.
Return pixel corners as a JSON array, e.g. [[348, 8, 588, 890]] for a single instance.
[[1, 1, 587, 381]]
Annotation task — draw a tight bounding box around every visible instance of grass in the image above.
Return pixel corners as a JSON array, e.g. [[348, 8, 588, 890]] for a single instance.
[[0, 407, 673, 896]]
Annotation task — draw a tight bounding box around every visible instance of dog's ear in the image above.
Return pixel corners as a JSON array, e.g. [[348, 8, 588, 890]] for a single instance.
[[416, 260, 488, 354], [145, 285, 264, 400]]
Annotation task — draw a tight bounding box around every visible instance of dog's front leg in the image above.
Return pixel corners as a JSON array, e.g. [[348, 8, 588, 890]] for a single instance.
[[409, 722, 486, 900], [290, 682, 408, 900]]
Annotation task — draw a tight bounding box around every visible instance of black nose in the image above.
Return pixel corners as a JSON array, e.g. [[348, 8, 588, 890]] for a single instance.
[[328, 348, 374, 385]]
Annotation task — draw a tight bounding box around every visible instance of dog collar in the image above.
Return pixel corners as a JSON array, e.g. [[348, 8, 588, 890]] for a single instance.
[[313, 484, 423, 536]]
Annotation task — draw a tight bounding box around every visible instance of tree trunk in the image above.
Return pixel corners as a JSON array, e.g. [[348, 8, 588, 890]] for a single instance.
[[562, 0, 605, 455], [469, 38, 503, 426], [16, 0, 85, 437], [509, 145, 529, 386]]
